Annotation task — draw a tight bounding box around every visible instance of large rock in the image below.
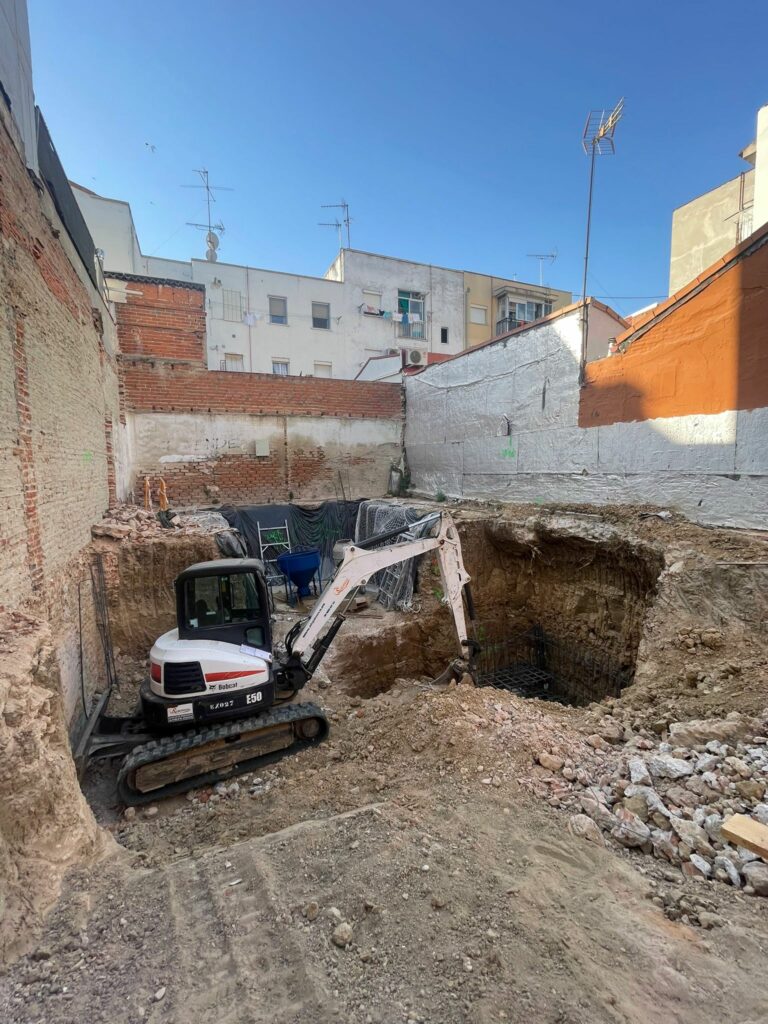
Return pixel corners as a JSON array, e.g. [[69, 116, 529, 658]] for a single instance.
[[611, 808, 650, 848], [580, 793, 616, 830], [669, 816, 715, 858], [647, 754, 693, 780], [669, 715, 759, 748], [651, 829, 680, 864], [568, 814, 605, 846], [628, 757, 651, 786], [742, 861, 768, 896], [537, 752, 565, 772], [713, 855, 741, 888]]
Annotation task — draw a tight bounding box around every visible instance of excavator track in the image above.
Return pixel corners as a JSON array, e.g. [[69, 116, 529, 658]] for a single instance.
[[117, 702, 329, 806]]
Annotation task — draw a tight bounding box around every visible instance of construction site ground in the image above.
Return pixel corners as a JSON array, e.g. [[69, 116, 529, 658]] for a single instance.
[[2, 501, 768, 1024]]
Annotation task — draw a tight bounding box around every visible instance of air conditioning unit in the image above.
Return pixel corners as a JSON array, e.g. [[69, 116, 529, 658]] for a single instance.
[[407, 349, 426, 366]]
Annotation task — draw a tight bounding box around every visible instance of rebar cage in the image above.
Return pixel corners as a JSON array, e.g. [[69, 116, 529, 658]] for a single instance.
[[475, 625, 632, 706]]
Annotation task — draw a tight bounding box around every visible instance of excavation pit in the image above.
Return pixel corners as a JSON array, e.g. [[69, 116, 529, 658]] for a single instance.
[[474, 626, 633, 706], [328, 514, 665, 703]]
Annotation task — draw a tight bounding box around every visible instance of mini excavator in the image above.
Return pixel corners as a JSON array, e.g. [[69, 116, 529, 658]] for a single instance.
[[83, 512, 478, 804]]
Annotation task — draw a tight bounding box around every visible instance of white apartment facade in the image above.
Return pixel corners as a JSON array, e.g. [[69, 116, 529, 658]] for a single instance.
[[72, 183, 571, 379]]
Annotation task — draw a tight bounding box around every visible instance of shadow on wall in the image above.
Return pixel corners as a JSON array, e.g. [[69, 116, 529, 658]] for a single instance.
[[579, 233, 768, 479]]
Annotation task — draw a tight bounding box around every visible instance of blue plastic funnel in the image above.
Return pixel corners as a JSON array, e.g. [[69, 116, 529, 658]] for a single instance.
[[276, 548, 321, 597]]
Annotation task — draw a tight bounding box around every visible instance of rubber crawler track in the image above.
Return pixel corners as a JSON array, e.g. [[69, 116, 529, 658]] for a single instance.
[[117, 702, 329, 806]]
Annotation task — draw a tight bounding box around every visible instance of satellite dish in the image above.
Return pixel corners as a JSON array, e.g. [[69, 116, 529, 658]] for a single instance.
[[205, 248, 218, 262], [207, 231, 219, 249]]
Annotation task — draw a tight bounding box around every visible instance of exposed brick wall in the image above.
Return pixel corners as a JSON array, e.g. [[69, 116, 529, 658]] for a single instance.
[[0, 100, 121, 722], [112, 277, 206, 363], [121, 360, 403, 419]]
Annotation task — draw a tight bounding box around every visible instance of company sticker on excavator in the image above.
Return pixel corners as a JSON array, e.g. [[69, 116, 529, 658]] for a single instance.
[[167, 703, 194, 723]]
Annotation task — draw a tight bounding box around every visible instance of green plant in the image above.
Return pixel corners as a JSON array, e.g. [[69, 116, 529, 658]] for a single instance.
[[435, 490, 446, 503]]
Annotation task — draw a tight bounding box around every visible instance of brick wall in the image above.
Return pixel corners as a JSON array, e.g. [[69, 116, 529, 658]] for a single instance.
[[0, 100, 121, 722], [121, 359, 403, 419], [113, 281, 404, 504], [111, 275, 206, 363]]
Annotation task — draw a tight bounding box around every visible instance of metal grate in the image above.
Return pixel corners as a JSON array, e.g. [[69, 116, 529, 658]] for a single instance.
[[164, 661, 206, 695], [475, 626, 632, 706]]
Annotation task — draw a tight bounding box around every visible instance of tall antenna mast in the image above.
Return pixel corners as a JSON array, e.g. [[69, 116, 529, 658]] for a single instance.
[[321, 199, 352, 248], [318, 218, 343, 249], [526, 250, 557, 287], [183, 168, 234, 261], [579, 98, 624, 380]]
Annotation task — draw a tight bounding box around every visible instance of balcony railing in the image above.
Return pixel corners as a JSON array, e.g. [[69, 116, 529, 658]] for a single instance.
[[397, 320, 427, 341], [495, 317, 528, 336]]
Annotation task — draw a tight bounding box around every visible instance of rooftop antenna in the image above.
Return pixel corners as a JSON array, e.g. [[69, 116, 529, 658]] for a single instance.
[[183, 168, 233, 261], [526, 250, 558, 287], [318, 217, 343, 249], [579, 98, 624, 381], [321, 199, 352, 248]]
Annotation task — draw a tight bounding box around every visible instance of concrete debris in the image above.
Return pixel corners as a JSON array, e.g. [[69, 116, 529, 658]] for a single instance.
[[647, 754, 694, 780]]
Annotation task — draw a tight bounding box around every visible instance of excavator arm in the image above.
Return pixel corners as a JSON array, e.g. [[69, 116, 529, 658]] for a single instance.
[[278, 512, 478, 688]]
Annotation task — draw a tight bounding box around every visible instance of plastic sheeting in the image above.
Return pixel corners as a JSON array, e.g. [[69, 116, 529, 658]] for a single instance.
[[220, 501, 360, 582]]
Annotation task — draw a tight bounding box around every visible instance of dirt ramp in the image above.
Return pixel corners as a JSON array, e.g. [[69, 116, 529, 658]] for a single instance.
[[0, 617, 110, 964]]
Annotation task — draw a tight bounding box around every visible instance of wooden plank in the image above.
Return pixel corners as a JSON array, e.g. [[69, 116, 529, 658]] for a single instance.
[[721, 814, 768, 859]]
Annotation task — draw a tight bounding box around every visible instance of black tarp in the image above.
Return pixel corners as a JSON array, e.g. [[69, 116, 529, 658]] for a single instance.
[[220, 501, 360, 582]]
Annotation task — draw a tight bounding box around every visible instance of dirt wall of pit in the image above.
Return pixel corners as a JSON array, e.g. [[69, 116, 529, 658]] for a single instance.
[[328, 514, 665, 699], [0, 619, 109, 965], [97, 534, 220, 659]]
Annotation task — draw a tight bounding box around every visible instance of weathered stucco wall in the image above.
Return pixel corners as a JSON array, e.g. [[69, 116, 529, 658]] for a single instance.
[[405, 304, 768, 529]]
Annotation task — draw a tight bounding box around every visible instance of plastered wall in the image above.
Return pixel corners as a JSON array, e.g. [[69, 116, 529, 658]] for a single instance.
[[405, 304, 768, 529]]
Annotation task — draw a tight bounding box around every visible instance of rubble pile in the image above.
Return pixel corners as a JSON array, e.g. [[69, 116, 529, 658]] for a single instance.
[[531, 705, 768, 903], [91, 504, 234, 543]]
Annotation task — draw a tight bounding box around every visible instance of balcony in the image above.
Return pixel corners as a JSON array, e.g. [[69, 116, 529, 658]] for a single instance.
[[494, 317, 528, 335], [397, 320, 427, 341]]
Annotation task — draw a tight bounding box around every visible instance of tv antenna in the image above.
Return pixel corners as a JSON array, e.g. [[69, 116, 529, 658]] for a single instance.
[[526, 250, 557, 287], [318, 217, 343, 249], [579, 98, 624, 380], [183, 168, 233, 261], [321, 199, 352, 248]]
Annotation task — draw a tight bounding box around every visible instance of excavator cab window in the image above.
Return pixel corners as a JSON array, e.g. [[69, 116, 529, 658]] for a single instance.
[[184, 573, 261, 628]]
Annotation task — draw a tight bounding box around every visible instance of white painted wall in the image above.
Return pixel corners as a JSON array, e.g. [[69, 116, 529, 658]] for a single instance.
[[71, 185, 143, 274], [405, 307, 768, 529], [753, 103, 768, 233], [0, 0, 37, 171]]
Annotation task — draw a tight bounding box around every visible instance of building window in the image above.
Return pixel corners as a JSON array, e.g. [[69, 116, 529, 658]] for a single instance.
[[440, 327, 449, 345], [496, 296, 553, 334], [222, 289, 243, 322], [269, 296, 288, 325], [272, 359, 289, 376], [312, 301, 331, 329], [397, 290, 425, 339], [362, 289, 382, 313], [223, 352, 245, 371], [313, 361, 332, 378], [469, 305, 487, 325]]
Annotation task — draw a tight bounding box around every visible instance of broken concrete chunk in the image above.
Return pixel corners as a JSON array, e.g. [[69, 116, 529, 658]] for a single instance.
[[669, 716, 758, 748], [628, 757, 652, 786], [537, 752, 565, 772], [647, 754, 693, 780], [742, 861, 768, 896], [669, 816, 715, 858], [611, 808, 650, 848]]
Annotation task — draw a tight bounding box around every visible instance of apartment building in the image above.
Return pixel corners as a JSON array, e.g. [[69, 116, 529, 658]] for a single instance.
[[669, 102, 768, 294], [72, 183, 570, 379]]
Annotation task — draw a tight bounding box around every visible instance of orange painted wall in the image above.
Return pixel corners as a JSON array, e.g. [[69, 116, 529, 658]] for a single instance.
[[579, 240, 768, 427]]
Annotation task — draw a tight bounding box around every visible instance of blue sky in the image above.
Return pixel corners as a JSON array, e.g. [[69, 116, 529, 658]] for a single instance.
[[29, 0, 767, 316]]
